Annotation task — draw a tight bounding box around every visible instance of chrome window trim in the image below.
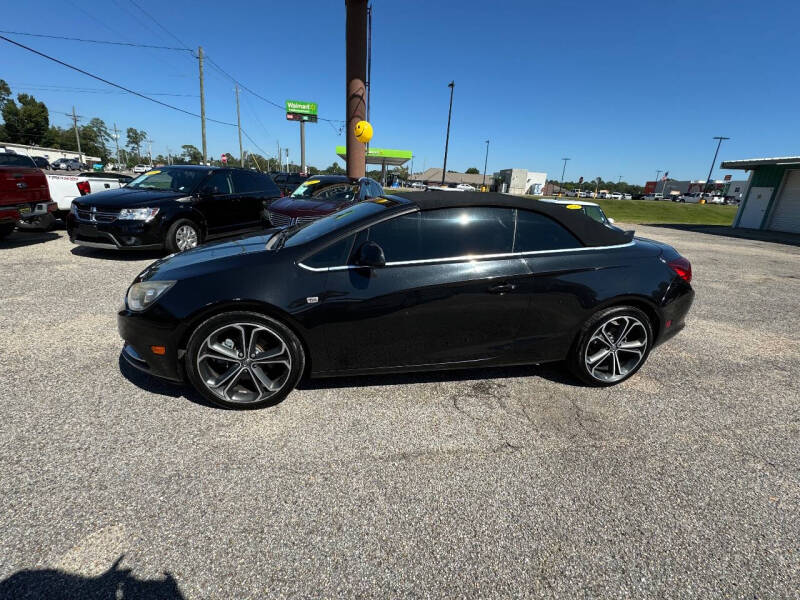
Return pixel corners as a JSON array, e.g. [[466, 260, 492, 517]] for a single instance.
[[297, 240, 635, 272]]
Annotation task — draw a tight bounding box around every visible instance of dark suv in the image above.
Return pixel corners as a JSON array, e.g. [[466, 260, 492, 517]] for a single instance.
[[269, 171, 307, 196], [67, 166, 280, 252], [266, 175, 384, 227]]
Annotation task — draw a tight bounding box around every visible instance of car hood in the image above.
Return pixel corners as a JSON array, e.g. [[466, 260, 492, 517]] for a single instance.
[[77, 187, 185, 207], [138, 231, 281, 282], [269, 196, 343, 216]]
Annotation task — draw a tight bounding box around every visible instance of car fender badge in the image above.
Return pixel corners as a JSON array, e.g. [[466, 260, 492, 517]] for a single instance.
[[306, 296, 319, 304]]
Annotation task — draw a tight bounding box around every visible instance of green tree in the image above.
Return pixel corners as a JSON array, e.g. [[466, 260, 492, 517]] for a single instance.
[[181, 144, 202, 164], [126, 128, 147, 162], [322, 161, 345, 175], [2, 93, 49, 144], [85, 118, 111, 159], [465, 167, 480, 174], [0, 79, 10, 108]]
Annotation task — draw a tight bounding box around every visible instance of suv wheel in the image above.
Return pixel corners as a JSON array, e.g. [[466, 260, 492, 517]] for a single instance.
[[0, 223, 15, 240], [185, 312, 306, 409], [568, 306, 653, 386], [166, 219, 201, 253]]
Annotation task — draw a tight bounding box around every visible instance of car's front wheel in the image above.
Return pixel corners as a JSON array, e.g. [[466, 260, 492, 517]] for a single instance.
[[0, 223, 15, 240], [568, 306, 653, 386], [166, 218, 202, 253], [185, 312, 306, 409]]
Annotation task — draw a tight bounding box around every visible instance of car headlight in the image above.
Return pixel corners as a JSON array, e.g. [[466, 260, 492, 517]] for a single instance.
[[118, 207, 160, 221], [70, 202, 78, 215], [126, 280, 175, 311]]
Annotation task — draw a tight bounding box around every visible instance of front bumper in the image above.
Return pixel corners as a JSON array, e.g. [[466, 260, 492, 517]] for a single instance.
[[67, 213, 164, 250], [118, 308, 184, 381]]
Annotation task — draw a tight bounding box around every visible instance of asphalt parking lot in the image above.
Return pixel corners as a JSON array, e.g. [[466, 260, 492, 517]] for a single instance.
[[0, 225, 798, 599]]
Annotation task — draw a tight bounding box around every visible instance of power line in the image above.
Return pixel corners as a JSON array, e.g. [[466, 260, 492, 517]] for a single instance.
[[0, 30, 191, 51], [0, 34, 235, 126], [127, 0, 193, 51], [9, 83, 197, 97]]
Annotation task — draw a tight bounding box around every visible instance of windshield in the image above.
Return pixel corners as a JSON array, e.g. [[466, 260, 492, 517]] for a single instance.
[[282, 198, 400, 248], [126, 167, 208, 193], [0, 153, 36, 168], [290, 179, 357, 202]]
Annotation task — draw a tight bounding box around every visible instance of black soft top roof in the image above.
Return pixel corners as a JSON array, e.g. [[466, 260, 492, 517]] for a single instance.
[[393, 191, 632, 247]]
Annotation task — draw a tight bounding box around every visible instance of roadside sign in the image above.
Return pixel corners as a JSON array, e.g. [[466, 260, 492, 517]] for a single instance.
[[286, 100, 318, 123]]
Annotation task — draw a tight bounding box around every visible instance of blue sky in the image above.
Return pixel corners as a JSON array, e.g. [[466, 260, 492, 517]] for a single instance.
[[1, 0, 798, 183]]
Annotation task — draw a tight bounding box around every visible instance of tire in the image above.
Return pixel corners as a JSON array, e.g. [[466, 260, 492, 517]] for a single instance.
[[184, 311, 305, 409], [0, 223, 14, 240], [568, 305, 653, 386], [165, 218, 202, 253]]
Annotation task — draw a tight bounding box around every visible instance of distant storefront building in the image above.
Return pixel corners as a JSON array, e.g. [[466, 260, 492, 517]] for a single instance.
[[495, 169, 547, 195], [0, 142, 100, 165], [722, 156, 800, 233]]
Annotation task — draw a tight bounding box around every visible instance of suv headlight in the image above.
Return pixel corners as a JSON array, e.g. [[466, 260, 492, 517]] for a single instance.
[[126, 280, 175, 311], [118, 207, 159, 221], [70, 202, 78, 215]]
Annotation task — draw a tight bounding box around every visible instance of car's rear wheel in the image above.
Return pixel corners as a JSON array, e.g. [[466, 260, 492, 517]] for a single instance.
[[166, 218, 201, 253], [185, 312, 305, 409], [568, 306, 653, 386]]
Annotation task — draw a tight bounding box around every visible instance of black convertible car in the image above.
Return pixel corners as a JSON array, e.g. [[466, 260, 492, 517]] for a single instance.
[[118, 192, 694, 409]]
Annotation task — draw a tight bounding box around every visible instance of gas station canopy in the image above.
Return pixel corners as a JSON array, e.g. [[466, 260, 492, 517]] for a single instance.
[[335, 146, 412, 166]]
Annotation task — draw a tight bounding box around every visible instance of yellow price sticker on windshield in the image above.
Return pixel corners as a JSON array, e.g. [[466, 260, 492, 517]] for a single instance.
[[565, 204, 582, 209], [145, 170, 161, 176], [304, 179, 319, 185]]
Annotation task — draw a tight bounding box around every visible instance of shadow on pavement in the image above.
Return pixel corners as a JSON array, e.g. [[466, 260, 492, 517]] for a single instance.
[[0, 230, 61, 248], [118, 354, 217, 410], [643, 223, 800, 247], [71, 246, 165, 262], [0, 555, 185, 600]]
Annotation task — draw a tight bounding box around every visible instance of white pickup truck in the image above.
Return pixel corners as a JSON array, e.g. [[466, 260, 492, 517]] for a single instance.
[[47, 171, 133, 215]]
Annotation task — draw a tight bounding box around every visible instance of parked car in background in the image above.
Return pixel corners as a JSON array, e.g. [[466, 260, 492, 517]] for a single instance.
[[67, 166, 280, 252], [609, 192, 623, 200], [31, 156, 51, 170], [132, 164, 153, 174], [623, 193, 633, 200], [456, 183, 477, 191], [0, 153, 53, 239], [52, 158, 83, 171], [644, 193, 663, 201], [266, 175, 384, 227], [117, 191, 694, 409], [678, 192, 702, 204], [410, 182, 426, 190], [270, 172, 308, 196]]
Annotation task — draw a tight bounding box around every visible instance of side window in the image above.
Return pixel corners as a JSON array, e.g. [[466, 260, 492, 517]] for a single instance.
[[514, 210, 581, 252], [231, 171, 253, 193], [304, 235, 355, 268], [203, 171, 232, 195], [365, 207, 514, 262]]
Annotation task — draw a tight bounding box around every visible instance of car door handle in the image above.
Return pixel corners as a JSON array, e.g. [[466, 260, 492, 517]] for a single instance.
[[488, 283, 516, 294]]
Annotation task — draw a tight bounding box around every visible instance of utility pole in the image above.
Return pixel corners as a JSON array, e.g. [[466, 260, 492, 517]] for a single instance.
[[198, 46, 207, 165], [285, 148, 289, 173], [441, 80, 455, 186], [112, 123, 121, 167], [71, 106, 82, 164], [703, 136, 730, 194], [234, 85, 244, 168], [345, 0, 367, 178], [277, 141, 281, 172], [146, 139, 153, 165], [482, 139, 490, 188], [560, 157, 570, 197], [300, 120, 306, 175]]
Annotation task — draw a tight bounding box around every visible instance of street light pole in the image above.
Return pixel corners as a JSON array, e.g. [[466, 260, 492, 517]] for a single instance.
[[482, 139, 489, 188], [441, 81, 455, 186], [560, 157, 570, 197], [703, 136, 730, 194]]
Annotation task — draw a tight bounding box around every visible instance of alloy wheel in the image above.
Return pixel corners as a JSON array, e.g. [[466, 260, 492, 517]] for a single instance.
[[175, 225, 198, 251], [584, 315, 648, 383], [196, 322, 292, 405]]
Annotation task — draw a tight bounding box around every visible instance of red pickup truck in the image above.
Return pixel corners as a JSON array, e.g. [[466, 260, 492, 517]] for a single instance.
[[0, 153, 54, 239]]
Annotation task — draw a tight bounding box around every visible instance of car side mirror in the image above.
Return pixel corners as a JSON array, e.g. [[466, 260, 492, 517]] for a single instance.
[[355, 241, 386, 268], [607, 217, 615, 224]]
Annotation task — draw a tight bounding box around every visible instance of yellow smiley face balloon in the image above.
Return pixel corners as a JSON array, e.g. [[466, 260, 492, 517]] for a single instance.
[[354, 120, 373, 143]]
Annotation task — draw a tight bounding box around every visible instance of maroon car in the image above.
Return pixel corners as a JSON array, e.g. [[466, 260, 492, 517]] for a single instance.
[[266, 175, 383, 227]]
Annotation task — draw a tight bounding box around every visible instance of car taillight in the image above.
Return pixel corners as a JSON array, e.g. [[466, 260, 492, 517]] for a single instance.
[[668, 257, 692, 283], [76, 181, 91, 196]]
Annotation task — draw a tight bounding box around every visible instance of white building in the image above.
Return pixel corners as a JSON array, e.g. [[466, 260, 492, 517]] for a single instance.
[[0, 142, 100, 165], [496, 168, 547, 195]]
